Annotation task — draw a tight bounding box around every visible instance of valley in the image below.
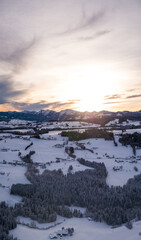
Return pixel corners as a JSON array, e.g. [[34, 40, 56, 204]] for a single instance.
[[0, 118, 141, 239]]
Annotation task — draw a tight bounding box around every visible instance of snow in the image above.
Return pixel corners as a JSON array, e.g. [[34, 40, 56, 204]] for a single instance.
[[0, 164, 30, 187], [28, 134, 141, 186], [122, 129, 141, 134], [106, 119, 141, 127], [41, 131, 61, 136], [42, 159, 92, 175], [40, 110, 51, 116], [40, 121, 100, 130], [8, 119, 30, 125], [120, 120, 141, 126], [0, 187, 22, 206], [0, 137, 29, 150], [99, 113, 112, 117], [59, 110, 76, 117], [106, 119, 119, 126], [10, 217, 141, 240], [68, 206, 86, 214], [1, 125, 140, 187], [1, 123, 141, 188], [116, 113, 123, 117], [16, 215, 66, 229], [1, 119, 141, 239], [3, 128, 35, 133], [29, 136, 92, 174], [0, 136, 30, 206], [0, 162, 30, 206], [30, 137, 67, 164], [73, 137, 141, 186], [0, 121, 8, 128], [112, 128, 141, 136], [0, 137, 30, 162]]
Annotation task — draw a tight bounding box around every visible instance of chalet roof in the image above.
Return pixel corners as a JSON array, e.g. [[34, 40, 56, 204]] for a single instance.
[[57, 229, 68, 236], [49, 233, 57, 239]]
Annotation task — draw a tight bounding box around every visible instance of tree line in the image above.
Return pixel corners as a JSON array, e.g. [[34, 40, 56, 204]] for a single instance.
[[61, 128, 114, 141]]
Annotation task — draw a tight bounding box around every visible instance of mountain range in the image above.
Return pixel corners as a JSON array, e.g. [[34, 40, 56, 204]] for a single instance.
[[0, 109, 141, 124]]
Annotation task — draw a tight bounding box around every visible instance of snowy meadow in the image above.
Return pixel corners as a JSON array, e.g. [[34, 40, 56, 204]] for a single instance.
[[0, 119, 141, 240]]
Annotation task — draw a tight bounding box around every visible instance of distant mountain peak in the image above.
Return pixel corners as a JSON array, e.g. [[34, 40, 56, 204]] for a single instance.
[[0, 109, 141, 122]]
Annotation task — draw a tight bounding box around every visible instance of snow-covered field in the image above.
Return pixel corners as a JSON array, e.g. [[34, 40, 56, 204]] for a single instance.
[[0, 187, 22, 206], [0, 135, 30, 206], [73, 137, 141, 186], [0, 164, 30, 187], [10, 218, 141, 240], [1, 124, 141, 191], [106, 119, 141, 127], [1, 120, 141, 239], [16, 215, 67, 229], [113, 128, 141, 135], [0, 120, 100, 131]]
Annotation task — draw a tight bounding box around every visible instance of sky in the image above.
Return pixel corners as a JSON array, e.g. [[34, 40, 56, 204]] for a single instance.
[[0, 0, 141, 112]]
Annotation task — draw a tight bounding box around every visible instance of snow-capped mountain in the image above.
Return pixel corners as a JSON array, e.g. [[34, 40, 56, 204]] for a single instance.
[[0, 109, 141, 123]]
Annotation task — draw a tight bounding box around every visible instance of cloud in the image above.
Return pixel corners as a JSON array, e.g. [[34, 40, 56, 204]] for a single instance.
[[68, 99, 80, 102], [126, 94, 141, 99], [0, 38, 37, 73], [78, 29, 111, 41], [104, 92, 141, 104], [103, 101, 120, 105], [96, 29, 111, 36], [126, 88, 137, 92], [60, 9, 105, 35], [0, 38, 37, 106], [104, 94, 123, 100], [11, 100, 79, 111], [0, 75, 26, 104]]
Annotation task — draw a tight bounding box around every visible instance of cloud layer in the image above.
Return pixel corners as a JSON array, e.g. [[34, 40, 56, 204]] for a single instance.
[[0, 0, 141, 112], [61, 9, 105, 35], [10, 100, 79, 112], [0, 75, 26, 104]]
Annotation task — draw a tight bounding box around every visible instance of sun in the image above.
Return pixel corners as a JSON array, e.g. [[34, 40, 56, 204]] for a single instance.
[[60, 65, 120, 112], [36, 64, 124, 112]]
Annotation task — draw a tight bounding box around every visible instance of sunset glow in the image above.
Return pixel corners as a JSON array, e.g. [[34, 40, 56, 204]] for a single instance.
[[0, 0, 141, 112]]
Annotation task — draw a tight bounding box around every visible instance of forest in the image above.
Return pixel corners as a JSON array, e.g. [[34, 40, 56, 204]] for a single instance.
[[119, 132, 141, 148], [61, 128, 114, 141], [10, 160, 141, 228], [0, 202, 17, 240]]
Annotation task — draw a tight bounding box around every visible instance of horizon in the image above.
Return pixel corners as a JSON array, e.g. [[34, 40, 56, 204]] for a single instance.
[[0, 108, 141, 114], [0, 0, 141, 112]]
